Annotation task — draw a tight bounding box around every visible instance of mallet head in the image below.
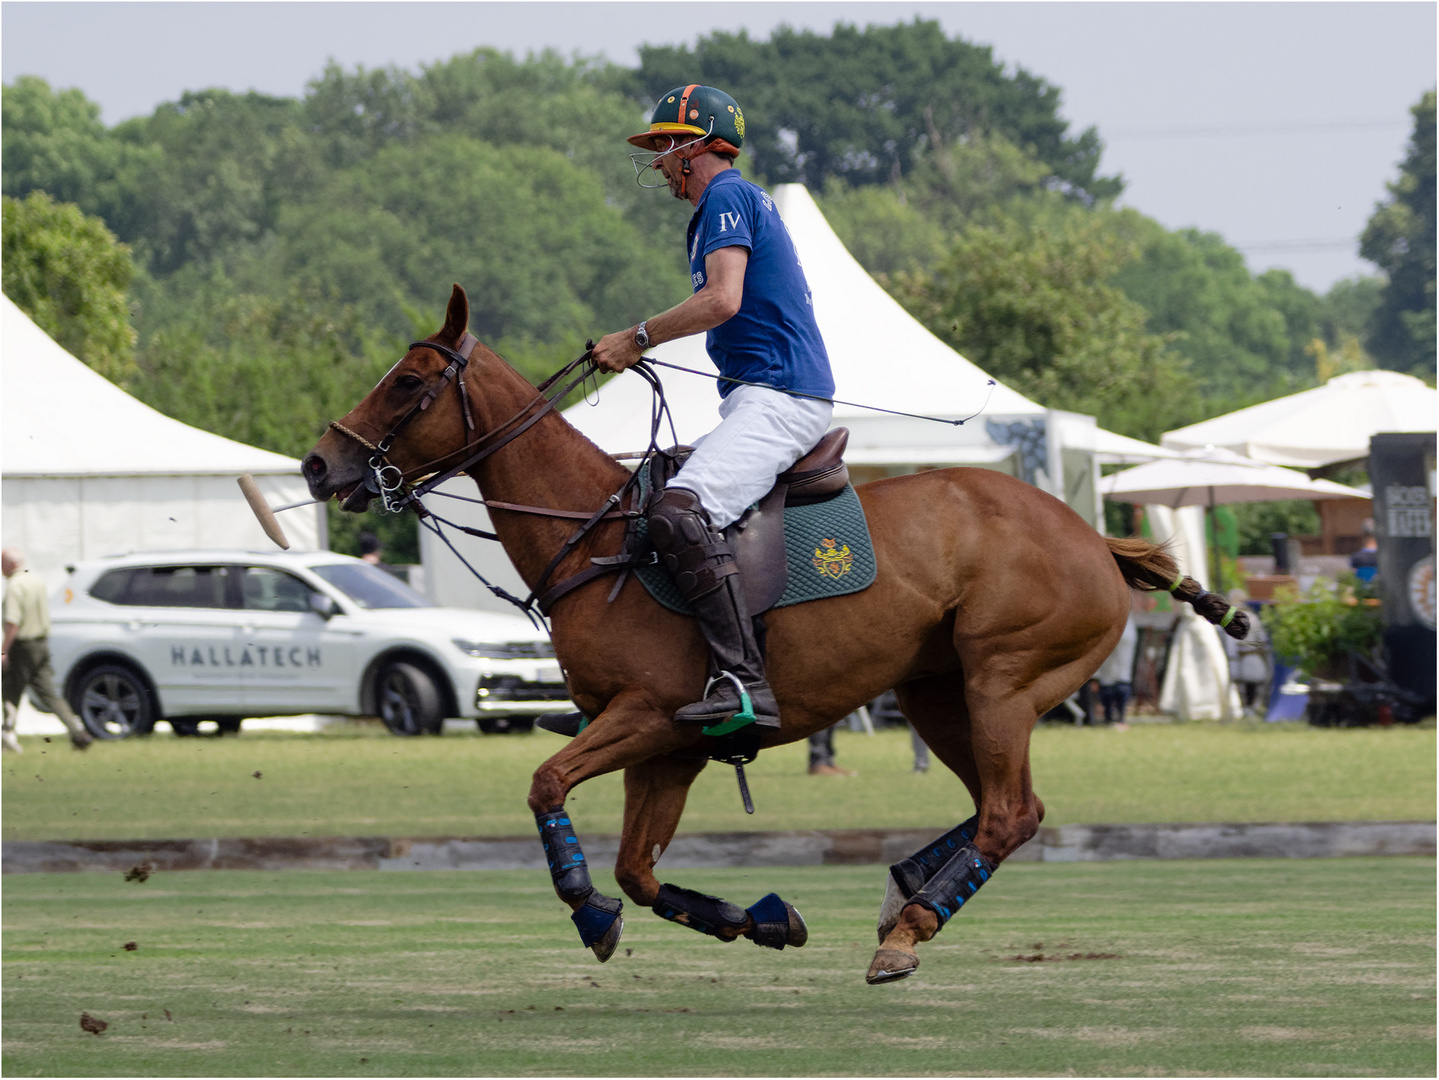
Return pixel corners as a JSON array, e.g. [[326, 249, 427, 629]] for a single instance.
[[237, 475, 290, 550]]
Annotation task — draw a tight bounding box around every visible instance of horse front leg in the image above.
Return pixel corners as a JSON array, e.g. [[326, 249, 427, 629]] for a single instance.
[[528, 692, 689, 963], [612, 754, 809, 952]]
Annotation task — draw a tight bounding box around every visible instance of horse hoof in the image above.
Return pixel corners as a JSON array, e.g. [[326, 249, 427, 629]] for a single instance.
[[783, 901, 808, 948], [745, 893, 807, 950], [866, 947, 918, 985], [876, 874, 907, 943], [590, 914, 624, 964]]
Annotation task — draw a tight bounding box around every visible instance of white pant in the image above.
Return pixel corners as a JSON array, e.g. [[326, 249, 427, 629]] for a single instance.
[[670, 383, 834, 528]]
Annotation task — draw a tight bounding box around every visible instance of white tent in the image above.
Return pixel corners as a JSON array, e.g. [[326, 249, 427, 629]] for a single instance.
[[1, 296, 322, 589], [1161, 369, 1438, 469]]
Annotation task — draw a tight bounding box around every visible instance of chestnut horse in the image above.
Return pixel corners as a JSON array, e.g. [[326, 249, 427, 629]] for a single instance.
[[302, 286, 1247, 983]]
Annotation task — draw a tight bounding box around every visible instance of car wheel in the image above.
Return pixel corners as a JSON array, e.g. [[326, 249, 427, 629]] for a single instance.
[[376, 662, 445, 736], [71, 663, 158, 740], [216, 717, 243, 735]]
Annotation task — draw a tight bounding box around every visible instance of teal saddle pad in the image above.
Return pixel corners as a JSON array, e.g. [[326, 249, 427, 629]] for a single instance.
[[635, 483, 877, 615]]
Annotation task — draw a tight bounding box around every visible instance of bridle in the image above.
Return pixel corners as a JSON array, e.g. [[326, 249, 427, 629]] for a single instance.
[[328, 334, 597, 515], [326, 335, 678, 624]]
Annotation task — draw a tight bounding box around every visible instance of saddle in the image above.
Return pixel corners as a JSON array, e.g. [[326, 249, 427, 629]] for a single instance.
[[648, 428, 851, 615]]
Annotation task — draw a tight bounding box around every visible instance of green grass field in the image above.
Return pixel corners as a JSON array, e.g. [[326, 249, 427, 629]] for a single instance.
[[3, 722, 1433, 842], [2, 859, 1433, 1077]]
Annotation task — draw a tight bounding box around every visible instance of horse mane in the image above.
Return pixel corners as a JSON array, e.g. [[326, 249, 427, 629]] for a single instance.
[[1105, 536, 1251, 640]]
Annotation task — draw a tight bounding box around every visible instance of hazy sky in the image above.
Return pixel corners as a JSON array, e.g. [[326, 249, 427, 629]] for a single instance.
[[3, 1, 1434, 292]]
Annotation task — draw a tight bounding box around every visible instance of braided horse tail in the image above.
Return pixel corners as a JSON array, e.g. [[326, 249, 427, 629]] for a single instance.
[[1106, 537, 1250, 640]]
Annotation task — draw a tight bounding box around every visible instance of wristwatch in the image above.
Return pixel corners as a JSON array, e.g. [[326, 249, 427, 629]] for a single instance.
[[634, 321, 650, 351]]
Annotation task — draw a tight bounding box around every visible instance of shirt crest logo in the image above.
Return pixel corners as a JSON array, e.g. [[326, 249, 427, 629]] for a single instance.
[[812, 537, 853, 579]]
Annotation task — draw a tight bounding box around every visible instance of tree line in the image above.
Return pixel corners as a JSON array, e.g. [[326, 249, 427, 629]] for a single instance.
[[4, 21, 1434, 559]]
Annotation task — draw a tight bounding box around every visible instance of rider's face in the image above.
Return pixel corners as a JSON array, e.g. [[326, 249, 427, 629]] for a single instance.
[[657, 154, 688, 199]]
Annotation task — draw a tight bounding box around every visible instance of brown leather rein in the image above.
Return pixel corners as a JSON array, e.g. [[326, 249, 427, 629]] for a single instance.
[[328, 335, 627, 519], [327, 337, 668, 621]]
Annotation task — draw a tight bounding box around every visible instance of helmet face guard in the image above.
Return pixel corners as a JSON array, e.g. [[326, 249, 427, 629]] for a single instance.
[[628, 123, 720, 189]]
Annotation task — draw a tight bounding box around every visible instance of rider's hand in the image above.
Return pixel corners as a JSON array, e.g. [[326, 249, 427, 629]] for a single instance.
[[591, 327, 644, 374]]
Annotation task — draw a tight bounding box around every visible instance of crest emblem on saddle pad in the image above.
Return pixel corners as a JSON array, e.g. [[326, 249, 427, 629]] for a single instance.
[[812, 538, 853, 579]]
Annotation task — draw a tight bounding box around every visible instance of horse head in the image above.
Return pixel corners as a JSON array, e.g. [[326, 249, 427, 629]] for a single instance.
[[303, 284, 485, 512]]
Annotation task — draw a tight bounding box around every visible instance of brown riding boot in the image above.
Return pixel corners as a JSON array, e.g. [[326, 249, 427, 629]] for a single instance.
[[647, 488, 780, 730]]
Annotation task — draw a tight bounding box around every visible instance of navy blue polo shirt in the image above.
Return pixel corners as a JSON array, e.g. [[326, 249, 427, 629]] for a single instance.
[[686, 170, 834, 400]]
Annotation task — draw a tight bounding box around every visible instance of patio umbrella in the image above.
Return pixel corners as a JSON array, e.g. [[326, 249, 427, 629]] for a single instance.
[[1160, 369, 1437, 469], [1101, 446, 1369, 507], [1101, 446, 1369, 587]]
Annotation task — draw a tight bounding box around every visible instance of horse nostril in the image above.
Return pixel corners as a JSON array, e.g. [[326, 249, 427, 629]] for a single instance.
[[302, 454, 326, 479]]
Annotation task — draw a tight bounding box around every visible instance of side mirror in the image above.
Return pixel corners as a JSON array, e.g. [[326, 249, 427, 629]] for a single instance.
[[309, 592, 339, 619]]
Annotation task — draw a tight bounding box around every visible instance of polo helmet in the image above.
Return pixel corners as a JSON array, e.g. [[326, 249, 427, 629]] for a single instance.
[[628, 84, 744, 158]]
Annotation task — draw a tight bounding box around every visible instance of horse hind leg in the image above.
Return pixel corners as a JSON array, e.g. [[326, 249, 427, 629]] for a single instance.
[[868, 674, 996, 983], [870, 650, 1078, 984], [874, 675, 987, 943], [614, 754, 808, 952]]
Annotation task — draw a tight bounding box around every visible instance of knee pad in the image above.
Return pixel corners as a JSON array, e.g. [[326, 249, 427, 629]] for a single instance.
[[647, 489, 737, 598], [907, 843, 996, 928]]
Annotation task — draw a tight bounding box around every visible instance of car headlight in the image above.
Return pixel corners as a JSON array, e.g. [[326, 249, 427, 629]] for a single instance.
[[454, 640, 509, 658], [452, 639, 557, 659]]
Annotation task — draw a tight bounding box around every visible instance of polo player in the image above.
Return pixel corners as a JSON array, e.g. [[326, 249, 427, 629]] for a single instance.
[[591, 84, 836, 731]]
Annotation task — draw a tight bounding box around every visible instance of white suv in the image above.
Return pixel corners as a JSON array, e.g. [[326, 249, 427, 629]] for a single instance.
[[48, 550, 571, 738]]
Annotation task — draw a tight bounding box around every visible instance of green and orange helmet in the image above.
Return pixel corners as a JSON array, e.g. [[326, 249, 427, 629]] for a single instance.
[[628, 84, 745, 158]]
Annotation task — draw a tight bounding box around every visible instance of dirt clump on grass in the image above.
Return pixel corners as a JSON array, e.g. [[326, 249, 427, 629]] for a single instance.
[[79, 1012, 107, 1035]]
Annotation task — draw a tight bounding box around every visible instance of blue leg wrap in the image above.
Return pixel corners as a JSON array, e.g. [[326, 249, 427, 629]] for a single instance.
[[535, 807, 594, 902], [652, 883, 749, 940], [889, 814, 978, 898], [536, 806, 624, 956], [907, 843, 996, 929], [571, 891, 624, 948]]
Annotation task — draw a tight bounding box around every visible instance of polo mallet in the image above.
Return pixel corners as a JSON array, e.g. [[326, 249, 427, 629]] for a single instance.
[[237, 475, 322, 551]]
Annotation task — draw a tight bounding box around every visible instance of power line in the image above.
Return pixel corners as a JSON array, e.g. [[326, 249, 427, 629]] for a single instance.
[[1233, 238, 1358, 252], [1106, 118, 1408, 140]]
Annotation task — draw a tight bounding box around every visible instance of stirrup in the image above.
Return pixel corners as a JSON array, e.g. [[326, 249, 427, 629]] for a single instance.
[[700, 671, 757, 737]]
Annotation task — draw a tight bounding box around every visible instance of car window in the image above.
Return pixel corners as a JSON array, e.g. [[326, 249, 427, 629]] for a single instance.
[[241, 567, 315, 613], [90, 565, 233, 608], [308, 563, 431, 609]]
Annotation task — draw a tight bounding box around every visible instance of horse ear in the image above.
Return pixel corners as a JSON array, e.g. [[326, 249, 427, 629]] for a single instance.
[[441, 284, 469, 344]]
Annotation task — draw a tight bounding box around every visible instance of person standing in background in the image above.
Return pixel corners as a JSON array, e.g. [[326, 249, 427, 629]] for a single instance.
[[1349, 519, 1379, 583], [359, 532, 383, 565], [2, 548, 93, 751], [1096, 613, 1139, 727], [807, 721, 854, 776]]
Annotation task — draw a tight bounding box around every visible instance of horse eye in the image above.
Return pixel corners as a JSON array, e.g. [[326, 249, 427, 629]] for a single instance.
[[394, 374, 424, 392]]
